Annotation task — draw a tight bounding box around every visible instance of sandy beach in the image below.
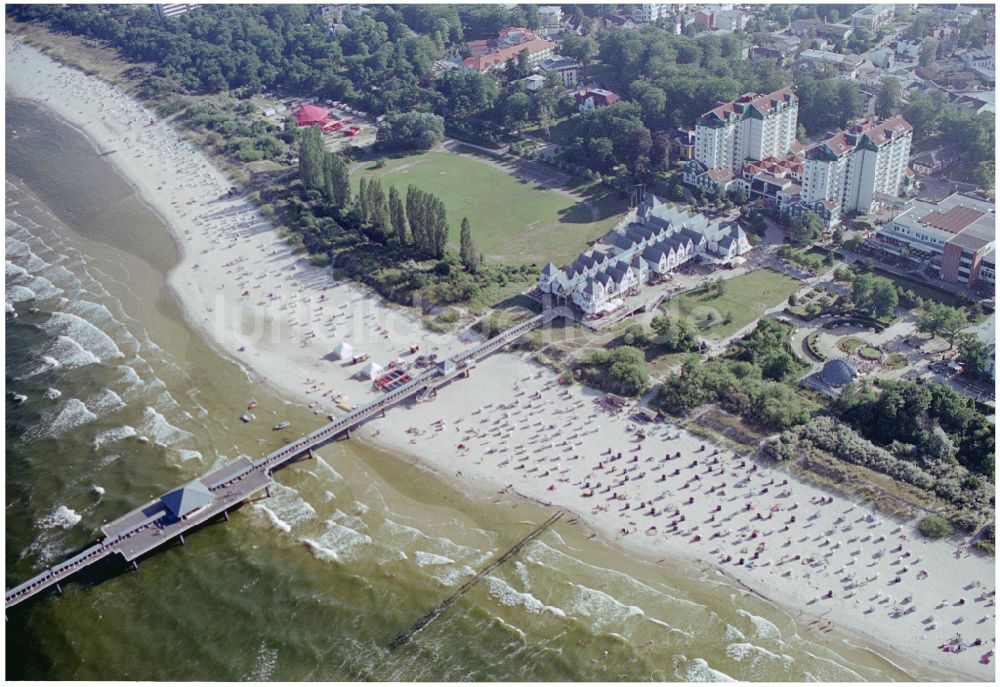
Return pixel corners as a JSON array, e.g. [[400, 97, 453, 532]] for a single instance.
[[6, 39, 995, 681]]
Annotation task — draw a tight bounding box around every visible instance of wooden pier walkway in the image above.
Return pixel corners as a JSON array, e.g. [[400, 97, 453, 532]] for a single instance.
[[5, 308, 569, 609]]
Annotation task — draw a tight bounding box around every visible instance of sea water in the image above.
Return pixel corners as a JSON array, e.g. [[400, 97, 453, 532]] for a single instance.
[[5, 98, 913, 681]]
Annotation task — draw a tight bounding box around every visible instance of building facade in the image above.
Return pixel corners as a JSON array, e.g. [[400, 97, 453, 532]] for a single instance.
[[576, 88, 621, 111], [537, 57, 582, 87], [800, 117, 912, 218], [632, 3, 674, 23], [538, 5, 563, 29], [693, 88, 798, 172], [851, 5, 895, 30], [867, 193, 995, 289], [462, 28, 556, 72], [538, 197, 752, 316]]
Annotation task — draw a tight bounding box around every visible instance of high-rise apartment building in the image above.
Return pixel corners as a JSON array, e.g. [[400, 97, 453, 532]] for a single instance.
[[693, 88, 799, 171], [632, 3, 674, 23], [800, 117, 912, 222]]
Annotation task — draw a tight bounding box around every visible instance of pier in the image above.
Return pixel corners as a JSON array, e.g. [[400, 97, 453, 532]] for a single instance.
[[5, 308, 570, 609]]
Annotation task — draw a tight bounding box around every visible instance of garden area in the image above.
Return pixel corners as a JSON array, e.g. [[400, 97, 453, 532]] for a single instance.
[[668, 269, 802, 340], [350, 150, 628, 265], [785, 284, 843, 320]]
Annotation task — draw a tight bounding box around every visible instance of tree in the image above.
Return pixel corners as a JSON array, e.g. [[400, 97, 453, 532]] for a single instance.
[[851, 273, 875, 313], [388, 185, 407, 244], [521, 3, 540, 30], [846, 27, 873, 54], [956, 333, 992, 378], [376, 112, 444, 151], [560, 33, 598, 66], [357, 177, 370, 224], [298, 125, 325, 191], [919, 38, 938, 69], [790, 210, 823, 245], [972, 160, 995, 193], [322, 152, 351, 209], [650, 315, 699, 352], [917, 303, 968, 347], [870, 278, 898, 318], [875, 77, 902, 119], [367, 178, 388, 234], [459, 217, 479, 272]]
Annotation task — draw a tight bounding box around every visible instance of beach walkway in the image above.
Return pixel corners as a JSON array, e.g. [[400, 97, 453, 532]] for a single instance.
[[5, 308, 570, 609]]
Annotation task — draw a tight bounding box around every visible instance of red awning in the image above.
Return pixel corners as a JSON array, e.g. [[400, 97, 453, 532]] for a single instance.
[[292, 104, 331, 127]]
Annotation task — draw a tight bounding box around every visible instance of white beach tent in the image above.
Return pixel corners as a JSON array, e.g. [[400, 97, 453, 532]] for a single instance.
[[333, 342, 354, 360], [361, 361, 383, 380]]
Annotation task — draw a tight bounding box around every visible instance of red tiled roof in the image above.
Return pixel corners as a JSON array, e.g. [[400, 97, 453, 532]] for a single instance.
[[919, 206, 987, 234], [576, 89, 620, 106], [462, 38, 555, 71], [744, 155, 803, 178], [863, 116, 913, 145], [706, 167, 733, 182], [820, 199, 839, 210], [702, 87, 796, 122]]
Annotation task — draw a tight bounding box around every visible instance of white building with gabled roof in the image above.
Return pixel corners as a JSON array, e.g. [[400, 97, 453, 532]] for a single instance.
[[539, 196, 752, 316]]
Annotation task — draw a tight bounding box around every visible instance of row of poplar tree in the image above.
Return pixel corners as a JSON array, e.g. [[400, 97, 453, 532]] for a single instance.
[[298, 126, 479, 272]]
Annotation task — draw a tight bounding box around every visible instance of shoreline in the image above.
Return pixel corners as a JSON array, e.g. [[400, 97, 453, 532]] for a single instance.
[[6, 39, 994, 682]]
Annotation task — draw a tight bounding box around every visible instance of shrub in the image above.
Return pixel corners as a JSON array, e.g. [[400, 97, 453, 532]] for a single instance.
[[951, 509, 982, 533], [308, 253, 331, 267], [436, 309, 459, 324], [918, 516, 953, 539]]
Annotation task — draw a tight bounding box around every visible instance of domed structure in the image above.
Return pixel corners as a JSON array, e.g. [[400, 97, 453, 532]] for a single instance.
[[821, 359, 857, 387]]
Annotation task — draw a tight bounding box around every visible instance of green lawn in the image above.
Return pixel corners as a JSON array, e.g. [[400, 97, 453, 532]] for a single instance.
[[667, 270, 802, 340], [351, 151, 627, 265]]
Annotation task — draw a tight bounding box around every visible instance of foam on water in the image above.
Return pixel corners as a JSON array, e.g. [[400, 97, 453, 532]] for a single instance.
[[24, 274, 63, 301], [432, 564, 478, 587], [722, 623, 746, 642], [414, 551, 455, 567], [244, 642, 278, 682], [800, 651, 866, 682], [253, 504, 292, 533], [155, 390, 180, 413], [314, 455, 344, 482], [567, 583, 645, 629], [527, 539, 701, 609], [258, 483, 316, 530], [683, 658, 737, 682], [736, 609, 782, 641], [137, 406, 193, 446], [514, 560, 531, 589], [38, 504, 82, 530], [65, 299, 141, 354], [44, 387, 62, 400], [491, 615, 527, 642], [85, 388, 126, 416], [42, 312, 123, 361], [725, 642, 794, 670], [172, 449, 203, 463], [93, 425, 137, 450], [113, 365, 144, 396], [92, 485, 106, 496], [485, 576, 566, 617], [7, 284, 36, 303], [30, 398, 98, 440], [43, 336, 101, 372], [381, 518, 484, 565], [301, 519, 372, 563]]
